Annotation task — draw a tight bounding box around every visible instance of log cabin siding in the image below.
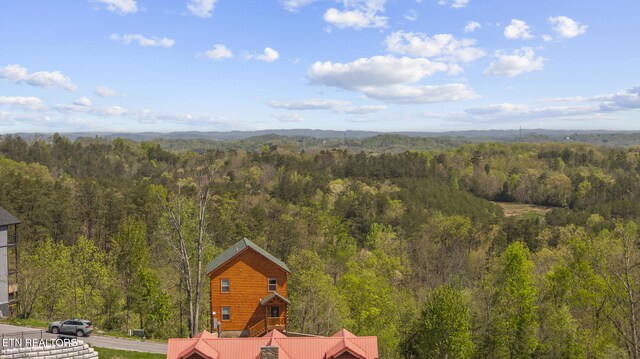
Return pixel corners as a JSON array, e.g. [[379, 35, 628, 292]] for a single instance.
[[210, 247, 288, 332]]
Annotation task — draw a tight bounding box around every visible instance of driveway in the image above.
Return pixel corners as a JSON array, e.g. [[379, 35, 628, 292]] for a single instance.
[[0, 323, 167, 354]]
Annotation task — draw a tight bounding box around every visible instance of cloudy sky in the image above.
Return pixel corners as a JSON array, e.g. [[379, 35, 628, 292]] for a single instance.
[[1, 0, 639, 133]]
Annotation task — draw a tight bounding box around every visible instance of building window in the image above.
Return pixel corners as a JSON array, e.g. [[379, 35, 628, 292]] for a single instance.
[[268, 278, 277, 291], [221, 279, 230, 293], [221, 307, 230, 321]]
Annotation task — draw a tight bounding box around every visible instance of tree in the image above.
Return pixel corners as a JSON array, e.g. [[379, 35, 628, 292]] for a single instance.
[[161, 159, 224, 336], [112, 217, 150, 331], [338, 250, 408, 358], [71, 236, 110, 319], [401, 285, 474, 359], [593, 221, 640, 358], [288, 250, 347, 336], [410, 213, 474, 288], [18, 238, 72, 319], [482, 242, 538, 358]]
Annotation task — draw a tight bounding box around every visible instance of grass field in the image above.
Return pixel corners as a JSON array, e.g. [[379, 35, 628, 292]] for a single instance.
[[2, 317, 50, 328], [93, 347, 165, 359], [494, 201, 554, 217]]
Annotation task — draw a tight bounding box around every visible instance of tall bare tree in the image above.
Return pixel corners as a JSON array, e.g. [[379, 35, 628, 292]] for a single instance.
[[161, 159, 224, 337]]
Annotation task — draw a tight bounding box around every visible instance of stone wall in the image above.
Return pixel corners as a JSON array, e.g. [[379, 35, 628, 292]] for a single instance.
[[0, 339, 98, 358]]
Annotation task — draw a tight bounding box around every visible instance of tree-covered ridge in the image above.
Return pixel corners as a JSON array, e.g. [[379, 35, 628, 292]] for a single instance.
[[2, 135, 640, 357]]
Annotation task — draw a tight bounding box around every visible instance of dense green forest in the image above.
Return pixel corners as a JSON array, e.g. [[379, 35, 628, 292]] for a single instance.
[[3, 134, 640, 358]]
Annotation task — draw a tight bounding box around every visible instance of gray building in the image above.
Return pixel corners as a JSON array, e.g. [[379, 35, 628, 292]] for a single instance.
[[0, 206, 20, 316]]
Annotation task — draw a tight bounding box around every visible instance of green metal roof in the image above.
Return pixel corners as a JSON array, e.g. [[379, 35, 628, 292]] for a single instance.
[[205, 237, 291, 275], [260, 291, 291, 306], [0, 206, 20, 227]]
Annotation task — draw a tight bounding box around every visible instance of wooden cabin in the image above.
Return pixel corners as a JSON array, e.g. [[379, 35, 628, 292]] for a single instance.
[[206, 238, 290, 337], [0, 206, 20, 317]]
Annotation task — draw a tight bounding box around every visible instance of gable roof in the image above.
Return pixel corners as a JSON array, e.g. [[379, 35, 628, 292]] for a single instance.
[[167, 330, 378, 359], [176, 333, 220, 359], [260, 291, 291, 306], [0, 206, 20, 227], [205, 237, 290, 275]]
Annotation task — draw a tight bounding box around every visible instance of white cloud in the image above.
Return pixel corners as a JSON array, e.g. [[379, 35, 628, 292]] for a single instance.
[[272, 113, 304, 122], [323, 8, 387, 29], [504, 19, 533, 40], [308, 55, 456, 90], [385, 31, 485, 63], [267, 98, 387, 114], [362, 84, 478, 104], [0, 96, 45, 110], [404, 10, 418, 21], [465, 103, 529, 115], [464, 21, 481, 33], [187, 0, 219, 17], [0, 111, 53, 126], [95, 0, 138, 14], [94, 86, 122, 97], [248, 47, 280, 62], [51, 101, 237, 127], [0, 64, 77, 91], [110, 34, 175, 48], [423, 87, 640, 125], [55, 103, 128, 116], [438, 0, 470, 9], [323, 0, 388, 29], [281, 0, 318, 12], [542, 35, 553, 42], [338, 105, 387, 114], [307, 55, 476, 103], [548, 16, 587, 39], [484, 47, 545, 77], [133, 109, 236, 126], [73, 97, 92, 107], [268, 99, 350, 110], [588, 87, 640, 112], [205, 44, 233, 60]]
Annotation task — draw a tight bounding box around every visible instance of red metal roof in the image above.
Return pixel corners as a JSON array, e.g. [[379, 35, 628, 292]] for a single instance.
[[167, 329, 379, 359]]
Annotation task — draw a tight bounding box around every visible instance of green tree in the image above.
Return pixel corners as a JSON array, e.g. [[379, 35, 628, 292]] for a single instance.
[[288, 250, 347, 335], [71, 236, 111, 320], [18, 238, 72, 319], [339, 250, 407, 358], [401, 285, 474, 359], [482, 242, 538, 358], [112, 217, 150, 331]]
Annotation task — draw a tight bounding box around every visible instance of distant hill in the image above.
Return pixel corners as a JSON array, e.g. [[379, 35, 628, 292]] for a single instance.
[[10, 128, 639, 142]]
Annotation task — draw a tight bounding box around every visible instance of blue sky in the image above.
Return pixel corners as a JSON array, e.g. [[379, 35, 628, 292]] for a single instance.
[[1, 0, 639, 133]]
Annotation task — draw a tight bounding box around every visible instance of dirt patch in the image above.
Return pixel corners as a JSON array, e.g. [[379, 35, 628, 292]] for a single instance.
[[493, 202, 554, 217]]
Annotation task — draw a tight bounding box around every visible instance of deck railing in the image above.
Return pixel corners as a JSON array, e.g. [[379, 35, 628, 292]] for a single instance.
[[267, 317, 285, 328], [248, 317, 286, 337], [248, 321, 266, 337]]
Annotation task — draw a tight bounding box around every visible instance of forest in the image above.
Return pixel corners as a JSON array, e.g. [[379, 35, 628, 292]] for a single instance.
[[2, 133, 640, 358]]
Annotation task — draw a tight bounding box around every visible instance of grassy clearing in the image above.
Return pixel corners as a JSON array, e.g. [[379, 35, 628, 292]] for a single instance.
[[93, 347, 165, 359], [494, 201, 554, 217]]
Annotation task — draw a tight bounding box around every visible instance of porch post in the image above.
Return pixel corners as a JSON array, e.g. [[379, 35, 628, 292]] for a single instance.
[[265, 305, 268, 333]]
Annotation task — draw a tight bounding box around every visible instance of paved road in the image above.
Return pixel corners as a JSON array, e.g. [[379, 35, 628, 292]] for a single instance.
[[0, 323, 167, 354]]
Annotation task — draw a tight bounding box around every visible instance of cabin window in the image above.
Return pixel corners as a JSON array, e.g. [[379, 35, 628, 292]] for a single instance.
[[221, 307, 230, 321], [268, 278, 277, 291], [221, 279, 230, 293]]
